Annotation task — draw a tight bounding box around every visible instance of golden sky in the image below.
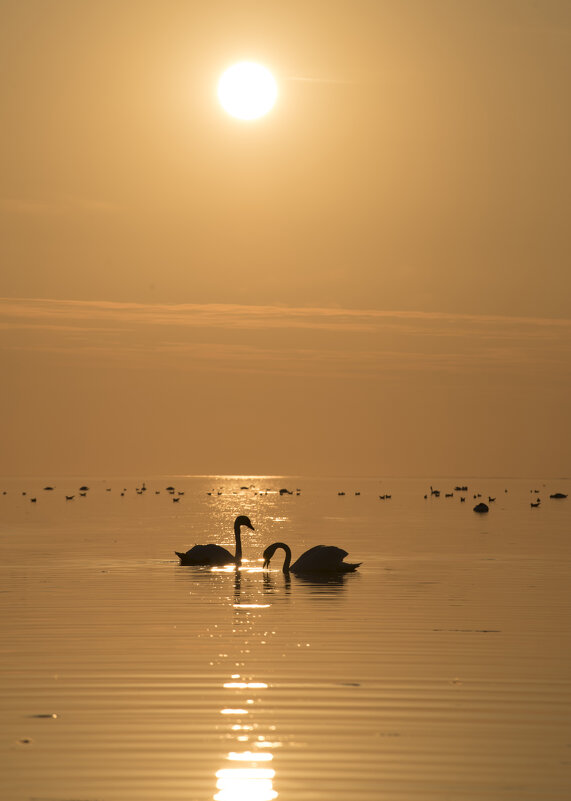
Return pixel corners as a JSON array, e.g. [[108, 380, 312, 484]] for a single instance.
[[1, 1, 570, 477]]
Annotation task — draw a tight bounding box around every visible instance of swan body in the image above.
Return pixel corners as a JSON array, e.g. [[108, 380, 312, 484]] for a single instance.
[[176, 515, 254, 566], [263, 541, 360, 574]]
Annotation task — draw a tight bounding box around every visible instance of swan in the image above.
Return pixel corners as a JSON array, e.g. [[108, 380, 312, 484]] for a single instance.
[[262, 542, 360, 574], [175, 515, 254, 566]]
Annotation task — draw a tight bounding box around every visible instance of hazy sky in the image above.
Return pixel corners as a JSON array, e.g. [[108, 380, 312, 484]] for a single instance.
[[1, 0, 570, 477]]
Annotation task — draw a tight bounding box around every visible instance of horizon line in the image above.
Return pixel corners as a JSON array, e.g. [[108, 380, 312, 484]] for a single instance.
[[2, 295, 570, 328]]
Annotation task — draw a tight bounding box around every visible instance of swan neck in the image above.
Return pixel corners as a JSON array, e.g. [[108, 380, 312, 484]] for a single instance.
[[281, 543, 292, 573], [233, 519, 243, 561]]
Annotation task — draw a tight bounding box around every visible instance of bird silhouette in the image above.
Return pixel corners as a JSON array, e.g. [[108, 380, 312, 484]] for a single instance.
[[262, 542, 360, 574], [175, 515, 254, 566]]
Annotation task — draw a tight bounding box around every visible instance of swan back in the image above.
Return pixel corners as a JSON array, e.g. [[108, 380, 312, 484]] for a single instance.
[[176, 544, 234, 566], [292, 545, 350, 573]]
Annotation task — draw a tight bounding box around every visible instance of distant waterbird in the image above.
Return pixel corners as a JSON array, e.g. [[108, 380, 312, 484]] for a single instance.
[[473, 502, 489, 513], [175, 515, 254, 566], [263, 542, 360, 575]]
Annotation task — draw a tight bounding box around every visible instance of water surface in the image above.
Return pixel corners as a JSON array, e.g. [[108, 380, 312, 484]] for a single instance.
[[1, 476, 570, 800]]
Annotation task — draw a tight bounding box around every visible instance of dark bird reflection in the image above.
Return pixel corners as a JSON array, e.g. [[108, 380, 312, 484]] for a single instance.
[[262, 568, 351, 596], [262, 571, 292, 594], [294, 571, 350, 588]]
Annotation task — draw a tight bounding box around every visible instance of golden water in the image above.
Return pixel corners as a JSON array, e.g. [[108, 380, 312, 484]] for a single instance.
[[1, 477, 569, 800]]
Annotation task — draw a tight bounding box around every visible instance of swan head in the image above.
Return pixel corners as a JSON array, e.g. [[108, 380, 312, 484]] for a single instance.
[[236, 515, 255, 531], [262, 542, 280, 569]]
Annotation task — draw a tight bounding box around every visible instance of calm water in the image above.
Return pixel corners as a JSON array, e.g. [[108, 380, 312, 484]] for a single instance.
[[1, 476, 570, 801]]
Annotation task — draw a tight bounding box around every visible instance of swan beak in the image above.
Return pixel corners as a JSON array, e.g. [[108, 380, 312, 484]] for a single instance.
[[263, 559, 270, 569]]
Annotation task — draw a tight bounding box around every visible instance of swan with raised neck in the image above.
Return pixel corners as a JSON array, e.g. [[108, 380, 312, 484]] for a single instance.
[[175, 515, 254, 566]]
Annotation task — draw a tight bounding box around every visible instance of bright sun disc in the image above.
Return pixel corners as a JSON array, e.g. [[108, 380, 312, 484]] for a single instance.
[[218, 62, 277, 120]]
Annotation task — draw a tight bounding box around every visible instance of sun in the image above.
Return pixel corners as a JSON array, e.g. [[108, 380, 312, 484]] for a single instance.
[[217, 62, 278, 121]]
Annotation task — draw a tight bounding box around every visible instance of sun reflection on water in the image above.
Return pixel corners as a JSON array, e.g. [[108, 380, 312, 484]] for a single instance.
[[214, 767, 277, 801], [228, 751, 273, 762], [213, 538, 280, 801], [220, 708, 249, 715], [218, 670, 279, 800], [224, 682, 268, 689]]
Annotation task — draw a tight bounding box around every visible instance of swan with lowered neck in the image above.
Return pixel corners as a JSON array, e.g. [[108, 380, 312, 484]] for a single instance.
[[175, 515, 254, 566], [263, 542, 360, 574]]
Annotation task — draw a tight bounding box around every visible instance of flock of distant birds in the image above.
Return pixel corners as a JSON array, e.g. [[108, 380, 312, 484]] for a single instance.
[[3, 481, 567, 513], [3, 481, 567, 575], [424, 484, 567, 513]]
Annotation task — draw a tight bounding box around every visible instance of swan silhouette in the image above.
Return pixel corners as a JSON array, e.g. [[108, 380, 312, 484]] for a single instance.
[[262, 542, 360, 574], [175, 515, 254, 566]]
